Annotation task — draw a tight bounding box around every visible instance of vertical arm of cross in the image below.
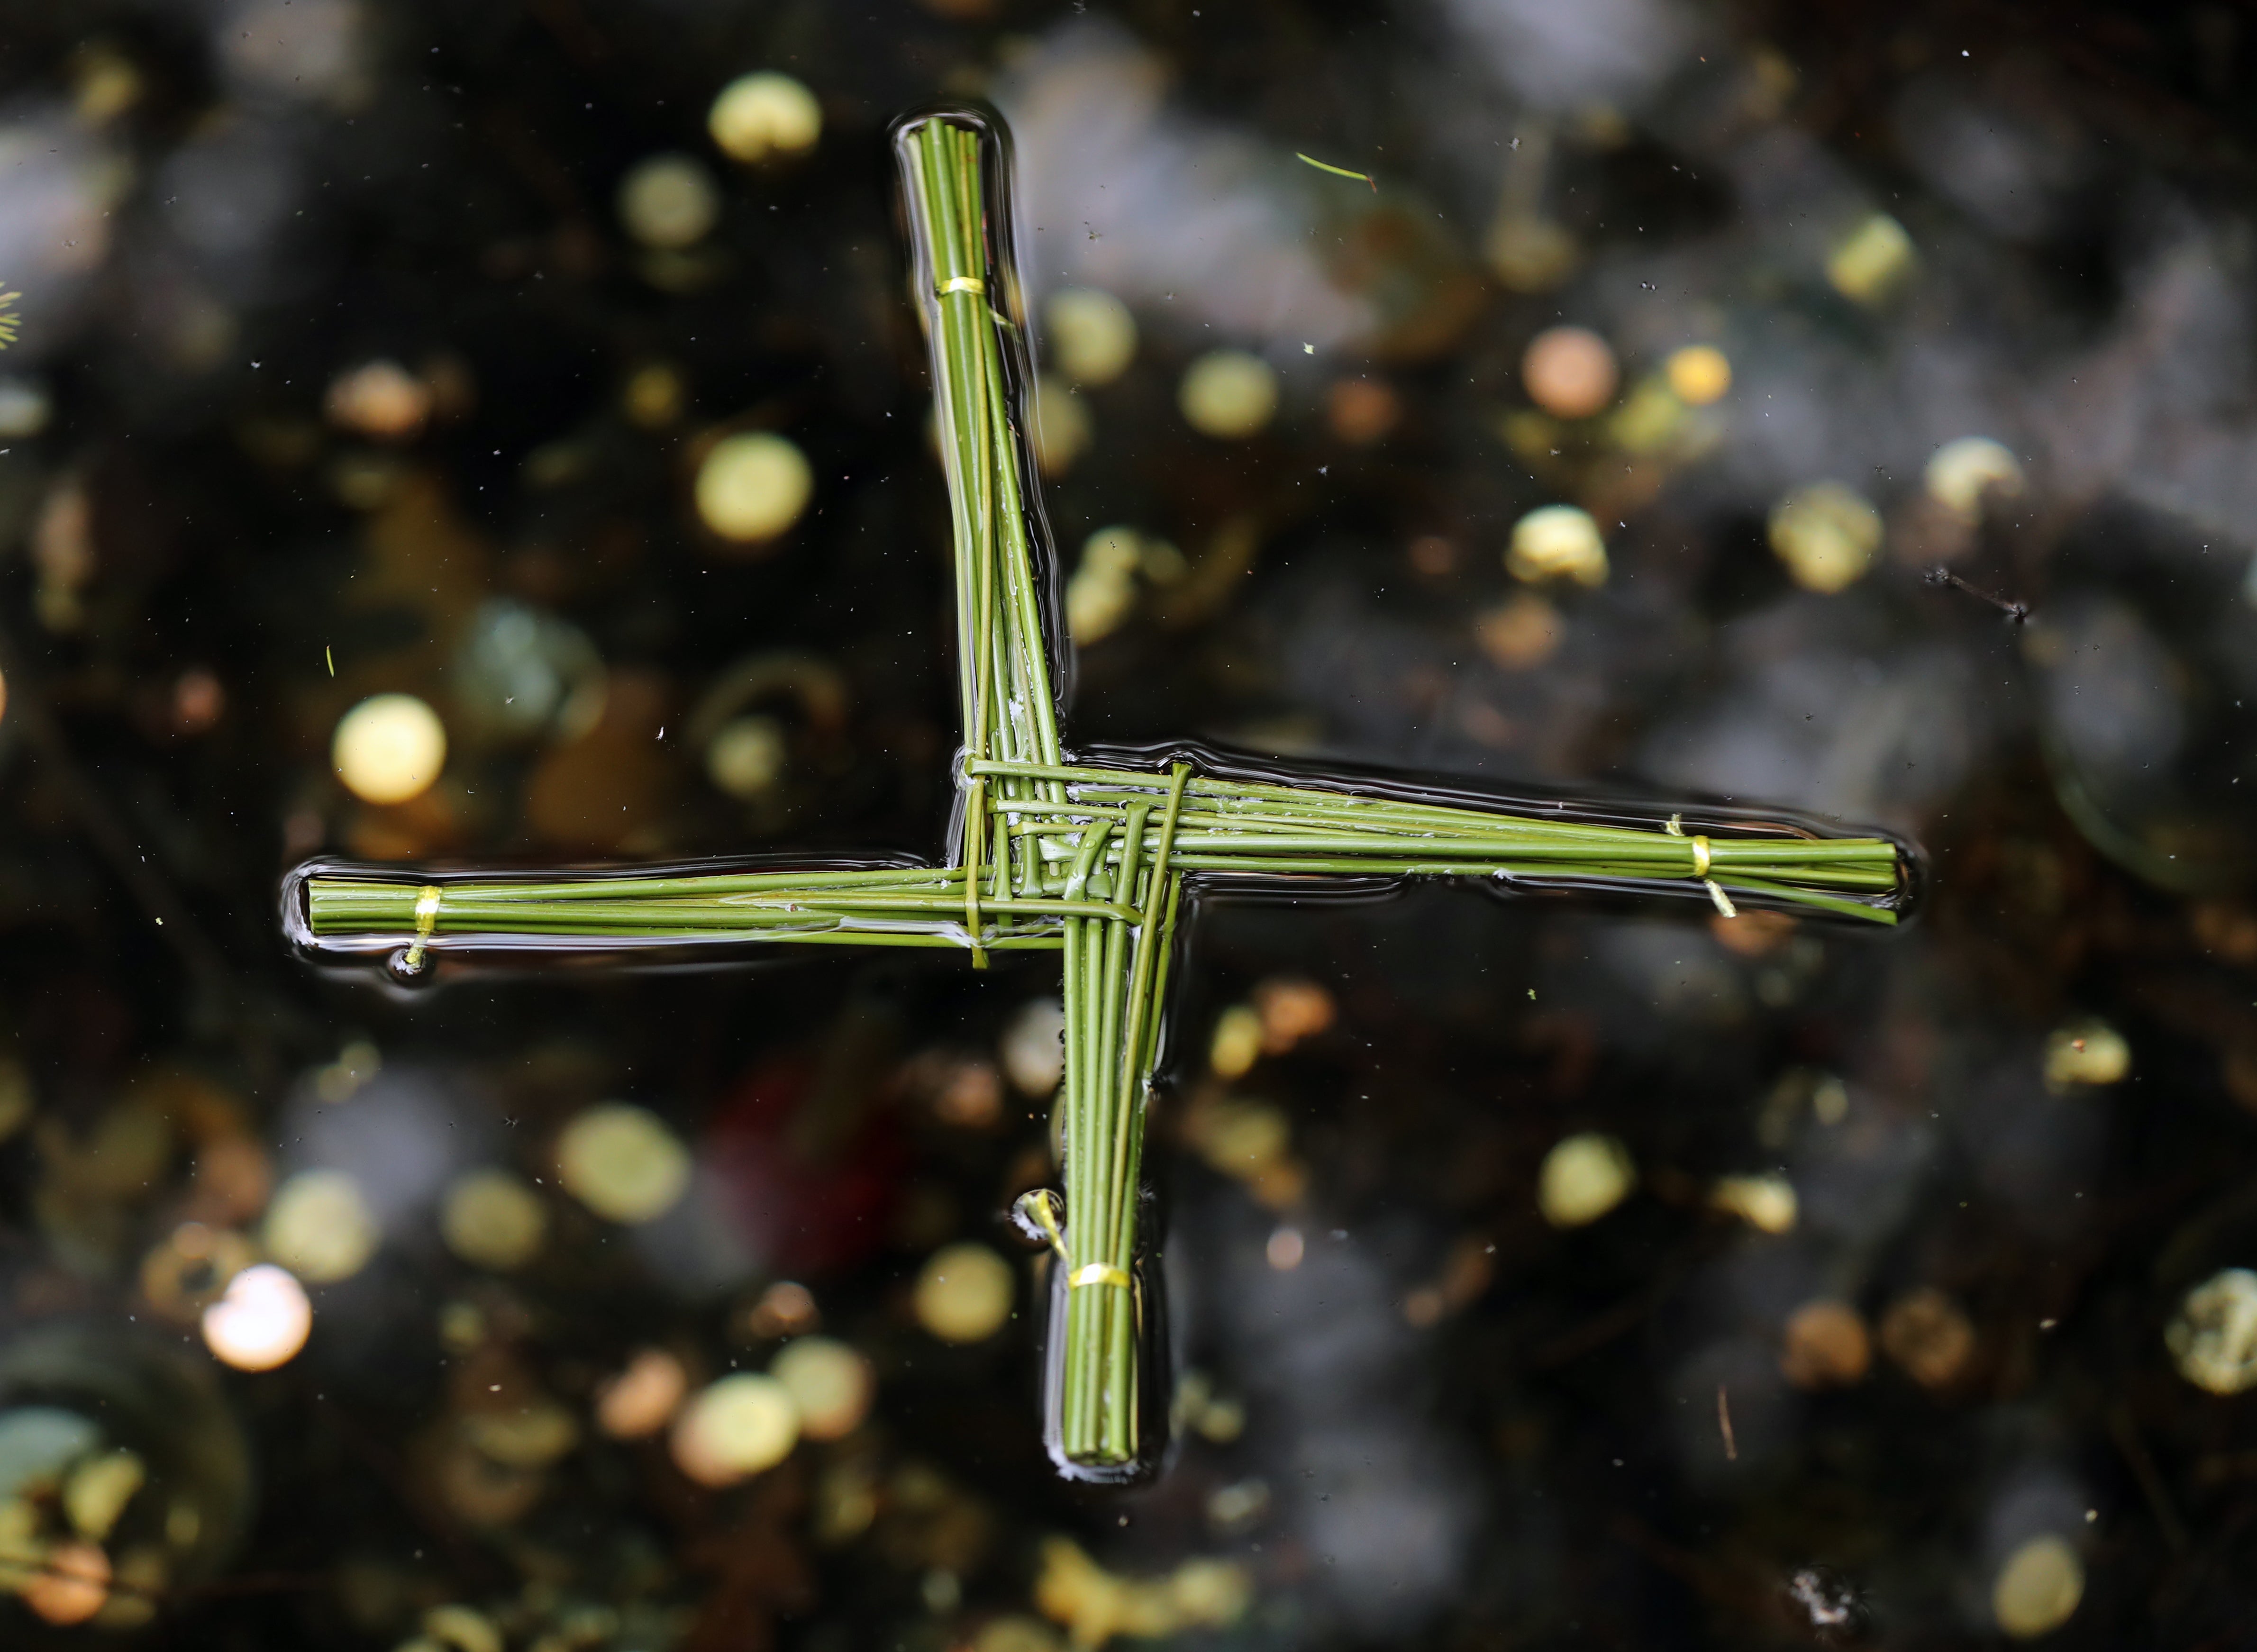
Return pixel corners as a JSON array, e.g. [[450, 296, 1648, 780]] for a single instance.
[[899, 115, 1069, 966], [1049, 763, 1189, 1467], [902, 115, 1193, 1470]]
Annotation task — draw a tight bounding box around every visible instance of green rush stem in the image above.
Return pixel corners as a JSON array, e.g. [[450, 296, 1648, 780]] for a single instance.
[[1109, 769, 1187, 1262], [710, 928, 1067, 951], [1107, 802, 1156, 1123], [983, 768, 1896, 849], [1058, 899, 1093, 1460], [1071, 916, 1109, 1455], [1688, 875, 1905, 925], [912, 118, 1058, 796], [974, 756, 1878, 840], [316, 865, 963, 902], [1155, 854, 1897, 890], [984, 353, 1042, 770], [918, 132, 981, 738], [1001, 812, 1893, 867], [1100, 1231, 1137, 1464], [360, 927, 1066, 953], [991, 812, 1012, 908], [991, 804, 1894, 862], [1096, 904, 1129, 1288], [964, 778, 986, 962], [1058, 809, 1117, 1461], [946, 126, 999, 784], [1145, 832, 1894, 869], [1157, 853, 1897, 891], [1142, 871, 1184, 1074], [988, 363, 1061, 770], [1096, 765, 1187, 1460]]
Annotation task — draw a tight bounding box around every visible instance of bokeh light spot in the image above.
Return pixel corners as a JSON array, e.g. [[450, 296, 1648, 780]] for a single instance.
[[1507, 505, 1608, 587], [263, 1169, 379, 1284], [2166, 1267, 2257, 1395], [1178, 350, 1278, 440], [332, 693, 447, 806], [1065, 526, 1145, 644], [741, 1280, 820, 1340], [1538, 1133, 1633, 1228], [1207, 1004, 1263, 1078], [623, 362, 686, 428], [556, 1104, 691, 1225], [439, 1170, 547, 1272], [1827, 214, 1915, 304], [1664, 344, 1731, 405], [596, 1348, 689, 1440], [0, 379, 56, 436], [1032, 375, 1090, 476], [325, 360, 430, 441], [1521, 326, 1618, 419], [1926, 436, 2024, 523], [1768, 483, 1881, 593], [1264, 1226, 1304, 1271], [1485, 215, 1578, 293], [63, 1450, 144, 1543], [695, 432, 813, 544], [1476, 594, 1563, 670], [2043, 1019, 2130, 1088], [1711, 1174, 1798, 1234], [709, 73, 822, 164], [706, 714, 787, 799], [22, 1538, 109, 1625], [1044, 288, 1136, 387], [1880, 1288, 1977, 1390], [1992, 1534, 2084, 1639], [770, 1337, 873, 1441], [671, 1373, 799, 1485], [619, 154, 720, 249], [1000, 998, 1066, 1098], [913, 1243, 1013, 1343], [201, 1263, 313, 1372], [1779, 1299, 1872, 1389]]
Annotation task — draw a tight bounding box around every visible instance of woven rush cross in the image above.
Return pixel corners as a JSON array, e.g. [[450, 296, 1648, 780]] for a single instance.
[[283, 108, 1913, 1480]]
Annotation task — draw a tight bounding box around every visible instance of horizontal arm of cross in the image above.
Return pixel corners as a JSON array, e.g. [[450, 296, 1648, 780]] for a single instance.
[[298, 752, 1900, 963]]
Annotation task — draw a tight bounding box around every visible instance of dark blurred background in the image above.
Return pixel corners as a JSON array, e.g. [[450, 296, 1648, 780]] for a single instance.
[[0, 0, 2255, 1647]]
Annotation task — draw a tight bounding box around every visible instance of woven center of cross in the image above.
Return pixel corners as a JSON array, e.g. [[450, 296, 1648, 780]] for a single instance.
[[287, 111, 1909, 1479]]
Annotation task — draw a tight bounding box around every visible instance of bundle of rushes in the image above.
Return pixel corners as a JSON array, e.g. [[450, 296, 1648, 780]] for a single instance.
[[303, 113, 1907, 1473]]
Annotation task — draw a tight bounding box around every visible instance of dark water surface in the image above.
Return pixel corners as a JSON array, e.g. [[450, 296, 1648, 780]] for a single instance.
[[0, 2, 2254, 1647]]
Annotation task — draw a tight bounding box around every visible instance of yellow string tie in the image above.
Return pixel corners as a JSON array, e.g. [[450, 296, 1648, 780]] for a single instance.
[[1014, 1189, 1069, 1263], [937, 275, 986, 296], [1665, 817, 1731, 913], [405, 884, 442, 971], [1665, 815, 1713, 878], [1069, 1263, 1131, 1290]]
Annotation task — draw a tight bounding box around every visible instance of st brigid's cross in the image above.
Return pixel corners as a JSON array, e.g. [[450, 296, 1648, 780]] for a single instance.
[[284, 109, 1911, 1481]]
